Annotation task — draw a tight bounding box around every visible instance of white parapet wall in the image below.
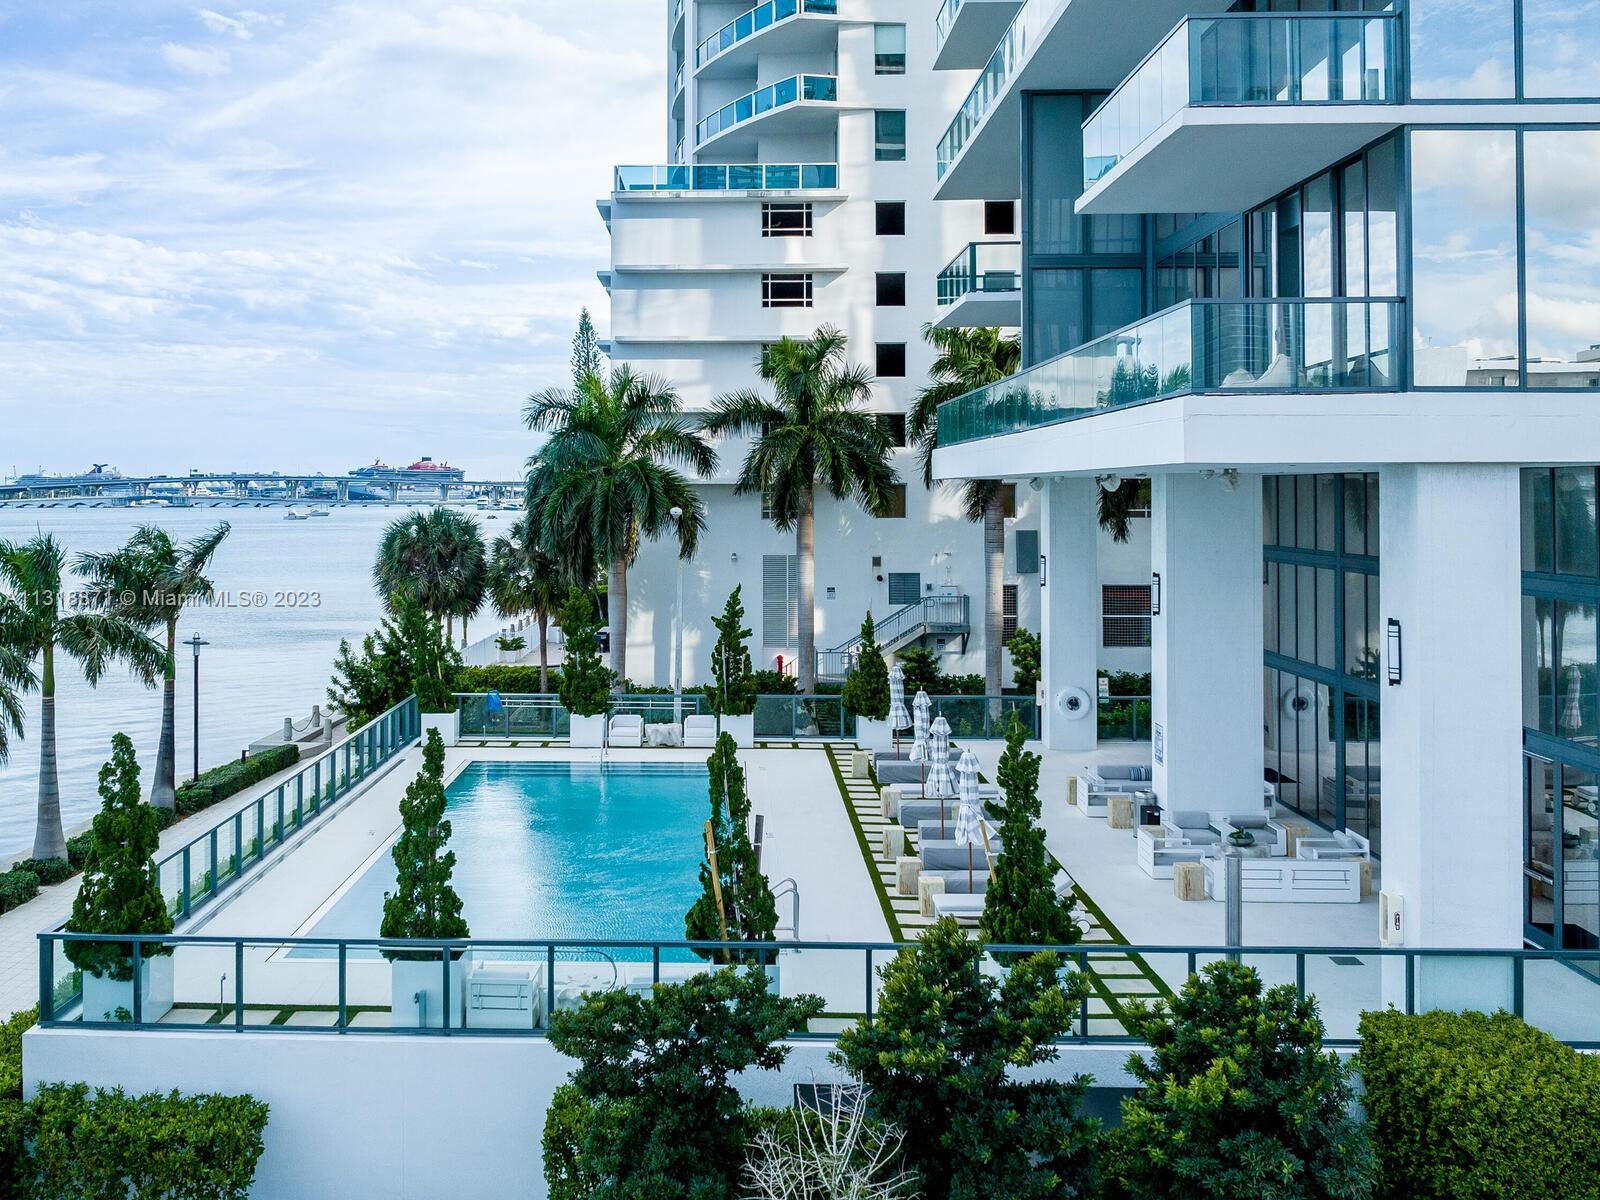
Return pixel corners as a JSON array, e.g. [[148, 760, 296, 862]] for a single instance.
[[23, 1028, 1137, 1199]]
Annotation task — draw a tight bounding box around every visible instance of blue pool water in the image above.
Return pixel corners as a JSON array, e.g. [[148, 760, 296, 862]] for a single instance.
[[301, 761, 711, 947]]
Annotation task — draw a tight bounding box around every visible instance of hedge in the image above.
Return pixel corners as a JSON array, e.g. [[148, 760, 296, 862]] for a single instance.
[[1358, 1009, 1600, 1199], [1, 1008, 33, 1199], [174, 743, 300, 817], [0, 868, 39, 915], [456, 664, 564, 694]]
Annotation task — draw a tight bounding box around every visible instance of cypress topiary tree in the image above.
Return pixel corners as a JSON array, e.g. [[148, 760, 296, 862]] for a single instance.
[[1009, 626, 1041, 696], [980, 714, 1080, 954], [840, 610, 890, 721], [65, 734, 173, 979], [557, 587, 611, 717], [380, 728, 469, 958], [705, 586, 756, 717], [396, 590, 462, 714], [685, 733, 777, 959], [1102, 960, 1374, 1200]]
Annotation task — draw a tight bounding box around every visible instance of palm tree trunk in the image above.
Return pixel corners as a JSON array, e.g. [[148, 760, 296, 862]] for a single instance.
[[609, 553, 628, 688], [983, 490, 1006, 723], [445, 613, 454, 644], [461, 613, 469, 646], [151, 621, 178, 810], [797, 485, 817, 694], [538, 612, 550, 693], [33, 644, 65, 862]]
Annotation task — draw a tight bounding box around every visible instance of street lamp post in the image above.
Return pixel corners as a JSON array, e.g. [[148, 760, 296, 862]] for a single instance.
[[185, 633, 209, 781], [670, 505, 685, 723]]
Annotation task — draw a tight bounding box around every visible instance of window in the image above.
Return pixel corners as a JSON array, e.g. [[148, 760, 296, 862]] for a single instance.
[[1102, 585, 1152, 648], [999, 482, 1016, 518], [875, 201, 906, 236], [874, 110, 906, 161], [761, 203, 812, 237], [879, 484, 908, 517], [762, 554, 799, 645], [887, 572, 921, 605], [984, 201, 1015, 236], [1002, 584, 1018, 643], [875, 342, 906, 378], [875, 413, 907, 445], [873, 24, 906, 74], [875, 272, 906, 307], [761, 273, 813, 308], [1015, 528, 1039, 575]]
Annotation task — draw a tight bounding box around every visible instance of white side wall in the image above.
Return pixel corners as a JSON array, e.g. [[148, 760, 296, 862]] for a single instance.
[[1040, 477, 1099, 750]]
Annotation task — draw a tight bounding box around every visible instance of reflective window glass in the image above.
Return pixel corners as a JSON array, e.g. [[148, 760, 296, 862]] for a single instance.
[[1556, 601, 1597, 745], [1560, 764, 1599, 950], [1365, 138, 1398, 296], [1524, 596, 1557, 734], [1408, 0, 1514, 97], [1554, 467, 1599, 577], [1522, 468, 1555, 573], [1523, 131, 1600, 386], [1089, 269, 1141, 338], [1028, 269, 1084, 362], [1302, 174, 1335, 297], [1521, 0, 1600, 99], [1340, 160, 1366, 296]]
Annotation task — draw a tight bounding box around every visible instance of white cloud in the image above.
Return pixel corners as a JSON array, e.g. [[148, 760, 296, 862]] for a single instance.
[[162, 42, 232, 77]]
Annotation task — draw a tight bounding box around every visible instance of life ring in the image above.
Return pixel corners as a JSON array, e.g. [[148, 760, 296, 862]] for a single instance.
[[1281, 683, 1319, 719], [1057, 686, 1092, 720]]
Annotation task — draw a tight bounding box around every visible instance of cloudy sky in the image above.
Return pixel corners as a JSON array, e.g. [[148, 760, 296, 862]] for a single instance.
[[0, 1, 661, 479]]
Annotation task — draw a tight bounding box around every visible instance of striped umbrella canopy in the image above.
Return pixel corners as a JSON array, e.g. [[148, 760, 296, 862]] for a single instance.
[[909, 690, 932, 763], [926, 715, 956, 798], [888, 663, 911, 733], [952, 748, 985, 891]]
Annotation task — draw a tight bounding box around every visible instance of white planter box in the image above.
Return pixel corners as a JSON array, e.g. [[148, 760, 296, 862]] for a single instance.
[[82, 954, 174, 1025], [390, 954, 469, 1029], [719, 713, 754, 748], [420, 710, 458, 747], [568, 712, 606, 747], [854, 717, 892, 749]]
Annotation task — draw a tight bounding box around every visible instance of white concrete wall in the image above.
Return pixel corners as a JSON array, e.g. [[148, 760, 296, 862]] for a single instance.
[[1040, 477, 1099, 750]]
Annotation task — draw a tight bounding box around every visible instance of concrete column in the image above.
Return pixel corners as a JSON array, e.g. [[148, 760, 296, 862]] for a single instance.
[[1379, 464, 1522, 949], [1039, 477, 1100, 751], [1150, 472, 1264, 815]]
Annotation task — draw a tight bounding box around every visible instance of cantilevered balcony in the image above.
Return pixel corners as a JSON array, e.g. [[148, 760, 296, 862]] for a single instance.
[[613, 163, 840, 193], [1078, 12, 1402, 214], [935, 297, 1401, 447], [933, 241, 1021, 329], [934, 0, 1022, 71], [696, 74, 839, 153], [696, 0, 840, 78]]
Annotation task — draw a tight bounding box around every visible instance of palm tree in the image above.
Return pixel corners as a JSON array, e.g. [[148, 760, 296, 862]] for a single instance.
[[0, 534, 164, 860], [0, 635, 31, 770], [486, 517, 565, 691], [373, 508, 486, 645], [525, 367, 715, 686], [76, 523, 231, 810], [909, 325, 1021, 699], [705, 327, 898, 693]]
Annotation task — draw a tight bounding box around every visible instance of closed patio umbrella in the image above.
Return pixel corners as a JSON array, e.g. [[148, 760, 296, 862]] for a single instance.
[[888, 663, 911, 754], [926, 715, 956, 835], [953, 748, 985, 892], [909, 689, 931, 764]]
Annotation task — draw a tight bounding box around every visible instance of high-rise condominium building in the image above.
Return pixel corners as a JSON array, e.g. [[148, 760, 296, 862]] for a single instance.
[[600, 0, 1152, 690]]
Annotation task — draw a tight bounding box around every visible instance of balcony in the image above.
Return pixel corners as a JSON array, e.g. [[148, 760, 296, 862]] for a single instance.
[[1079, 12, 1402, 214], [935, 297, 1402, 448], [934, 241, 1021, 329], [934, 0, 1023, 71], [696, 74, 839, 152], [613, 163, 840, 193], [696, 0, 840, 77]]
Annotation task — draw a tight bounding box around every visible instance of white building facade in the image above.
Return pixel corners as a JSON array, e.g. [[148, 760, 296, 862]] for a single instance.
[[602, 0, 1152, 690], [928, 0, 1600, 951]]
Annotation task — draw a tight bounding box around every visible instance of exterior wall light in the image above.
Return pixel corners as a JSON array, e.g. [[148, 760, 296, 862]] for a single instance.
[[1385, 618, 1402, 685], [1039, 554, 1047, 587], [1150, 572, 1161, 615]]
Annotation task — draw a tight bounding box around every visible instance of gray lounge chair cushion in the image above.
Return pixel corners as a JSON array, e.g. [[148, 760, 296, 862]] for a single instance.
[[875, 762, 926, 786], [919, 870, 989, 894], [920, 842, 1003, 870], [898, 799, 959, 828]]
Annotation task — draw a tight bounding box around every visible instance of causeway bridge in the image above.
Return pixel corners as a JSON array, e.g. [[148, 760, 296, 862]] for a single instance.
[[0, 471, 526, 504]]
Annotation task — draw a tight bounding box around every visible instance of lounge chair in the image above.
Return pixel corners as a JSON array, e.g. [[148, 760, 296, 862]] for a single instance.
[[608, 714, 644, 747], [1160, 809, 1222, 848], [682, 714, 717, 748], [920, 842, 1003, 870], [931, 873, 1078, 925], [918, 869, 990, 894]]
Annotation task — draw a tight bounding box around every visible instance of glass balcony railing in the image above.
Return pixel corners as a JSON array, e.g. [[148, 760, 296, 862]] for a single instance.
[[935, 297, 1402, 448], [934, 0, 964, 47], [936, 0, 1053, 177], [696, 74, 838, 144], [696, 0, 838, 68], [937, 240, 1021, 305], [613, 163, 840, 192], [1083, 12, 1401, 187]]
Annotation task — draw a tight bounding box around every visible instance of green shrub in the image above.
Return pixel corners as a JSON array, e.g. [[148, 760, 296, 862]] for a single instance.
[[456, 664, 563, 694], [65, 831, 94, 871], [1100, 670, 1151, 696], [0, 1098, 27, 1200], [1009, 626, 1041, 694], [685, 734, 776, 957], [840, 610, 890, 720], [1103, 960, 1373, 1200], [895, 646, 941, 695], [16, 857, 72, 886], [0, 1006, 33, 1100], [750, 670, 796, 695], [557, 587, 611, 717], [174, 743, 300, 817], [1358, 1009, 1600, 1200], [29, 1083, 269, 1200], [0, 868, 39, 914], [379, 729, 468, 957], [705, 587, 757, 717], [981, 716, 1080, 953]]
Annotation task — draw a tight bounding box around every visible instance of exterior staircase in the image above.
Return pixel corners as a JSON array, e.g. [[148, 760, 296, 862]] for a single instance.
[[815, 593, 970, 681]]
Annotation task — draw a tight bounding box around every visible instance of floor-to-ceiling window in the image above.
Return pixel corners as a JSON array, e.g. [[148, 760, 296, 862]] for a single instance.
[[1522, 466, 1600, 949], [1263, 473, 1382, 852]]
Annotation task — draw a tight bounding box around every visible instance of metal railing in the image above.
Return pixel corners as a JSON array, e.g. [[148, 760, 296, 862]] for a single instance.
[[816, 595, 970, 680], [753, 694, 850, 740], [1083, 12, 1401, 187], [920, 694, 1039, 740], [937, 240, 1021, 305], [696, 74, 838, 144], [37, 933, 1600, 1048], [935, 297, 1403, 448], [1099, 694, 1152, 741], [130, 697, 421, 925], [936, 0, 1053, 177], [455, 693, 709, 739], [696, 0, 837, 67], [613, 163, 840, 192]]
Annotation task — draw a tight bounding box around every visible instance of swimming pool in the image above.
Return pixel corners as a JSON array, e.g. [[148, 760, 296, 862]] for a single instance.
[[300, 761, 711, 947]]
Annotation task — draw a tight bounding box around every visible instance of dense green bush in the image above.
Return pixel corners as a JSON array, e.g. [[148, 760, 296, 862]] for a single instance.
[[456, 664, 564, 694], [1009, 626, 1041, 694], [0, 1005, 32, 1100], [557, 587, 611, 717], [750, 670, 796, 695], [379, 729, 468, 957], [705, 587, 757, 717], [0, 1008, 27, 1200], [981, 716, 1080, 953], [1100, 670, 1151, 696], [65, 831, 94, 871], [1359, 1009, 1600, 1199], [174, 743, 299, 816], [1103, 960, 1372, 1200], [895, 646, 941, 695], [29, 1083, 269, 1200], [15, 857, 73, 886], [0, 868, 39, 914], [840, 611, 890, 720]]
